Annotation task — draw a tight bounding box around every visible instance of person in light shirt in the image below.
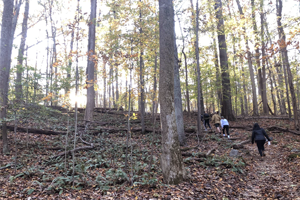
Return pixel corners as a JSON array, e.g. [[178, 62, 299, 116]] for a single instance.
[[220, 116, 230, 138]]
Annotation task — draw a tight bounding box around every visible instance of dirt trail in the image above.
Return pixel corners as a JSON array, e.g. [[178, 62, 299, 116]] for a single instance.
[[241, 142, 300, 199]]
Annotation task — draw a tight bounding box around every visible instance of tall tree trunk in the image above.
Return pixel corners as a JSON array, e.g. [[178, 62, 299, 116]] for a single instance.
[[176, 13, 191, 118], [190, 0, 203, 136], [238, 38, 248, 115], [183, 51, 190, 116], [72, 0, 80, 182], [272, 67, 282, 115], [84, 0, 96, 122], [15, 0, 29, 100], [297, 65, 300, 110], [0, 0, 14, 154], [139, 0, 145, 134], [66, 23, 75, 94], [213, 38, 221, 112], [276, 0, 298, 129], [159, 0, 184, 184], [33, 52, 38, 103], [25, 47, 29, 102], [174, 29, 186, 146], [139, 50, 145, 133], [95, 62, 98, 107], [49, 0, 57, 105], [116, 66, 119, 107], [236, 0, 258, 115], [267, 62, 277, 115], [260, 0, 268, 115], [108, 65, 111, 109], [232, 38, 239, 116], [283, 60, 292, 119], [215, 0, 234, 120], [264, 19, 286, 115], [103, 59, 107, 109], [12, 0, 22, 38], [275, 63, 287, 114], [152, 53, 158, 122], [44, 3, 50, 106], [111, 66, 115, 108], [251, 0, 264, 115]]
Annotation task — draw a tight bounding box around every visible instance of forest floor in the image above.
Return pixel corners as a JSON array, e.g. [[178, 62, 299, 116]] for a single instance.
[[0, 107, 300, 200]]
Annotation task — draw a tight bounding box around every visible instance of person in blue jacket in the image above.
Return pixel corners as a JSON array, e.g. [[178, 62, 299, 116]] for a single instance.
[[251, 123, 271, 158], [220, 116, 229, 138]]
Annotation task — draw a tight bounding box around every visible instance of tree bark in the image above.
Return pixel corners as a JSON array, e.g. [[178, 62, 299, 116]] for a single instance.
[[276, 0, 298, 129], [215, 0, 234, 120], [0, 0, 14, 154], [84, 0, 96, 122], [15, 0, 29, 100], [159, 0, 184, 184]]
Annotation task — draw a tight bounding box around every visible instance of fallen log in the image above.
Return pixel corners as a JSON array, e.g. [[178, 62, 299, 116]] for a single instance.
[[94, 127, 155, 133], [46, 147, 65, 150], [267, 126, 300, 136], [181, 152, 193, 157], [184, 157, 205, 163], [185, 128, 196, 133], [1, 125, 66, 135], [51, 145, 95, 159], [227, 137, 241, 140], [181, 146, 199, 152], [236, 116, 291, 120], [230, 126, 252, 131], [232, 139, 251, 149]]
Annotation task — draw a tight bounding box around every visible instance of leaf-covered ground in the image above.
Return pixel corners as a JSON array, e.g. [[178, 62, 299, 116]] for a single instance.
[[1, 108, 300, 199]]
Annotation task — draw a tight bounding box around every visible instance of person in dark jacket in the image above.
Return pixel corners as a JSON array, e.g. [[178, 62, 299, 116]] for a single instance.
[[251, 123, 271, 158], [203, 112, 212, 131]]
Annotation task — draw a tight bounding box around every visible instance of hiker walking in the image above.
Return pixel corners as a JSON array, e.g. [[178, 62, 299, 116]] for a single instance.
[[211, 111, 221, 134], [251, 123, 271, 160], [220, 116, 230, 138], [203, 111, 212, 131]]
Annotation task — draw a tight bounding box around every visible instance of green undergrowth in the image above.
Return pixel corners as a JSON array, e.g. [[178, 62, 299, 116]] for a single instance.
[[7, 129, 162, 195]]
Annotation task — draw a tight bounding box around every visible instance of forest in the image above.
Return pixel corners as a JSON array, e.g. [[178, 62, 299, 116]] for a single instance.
[[0, 0, 300, 199]]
